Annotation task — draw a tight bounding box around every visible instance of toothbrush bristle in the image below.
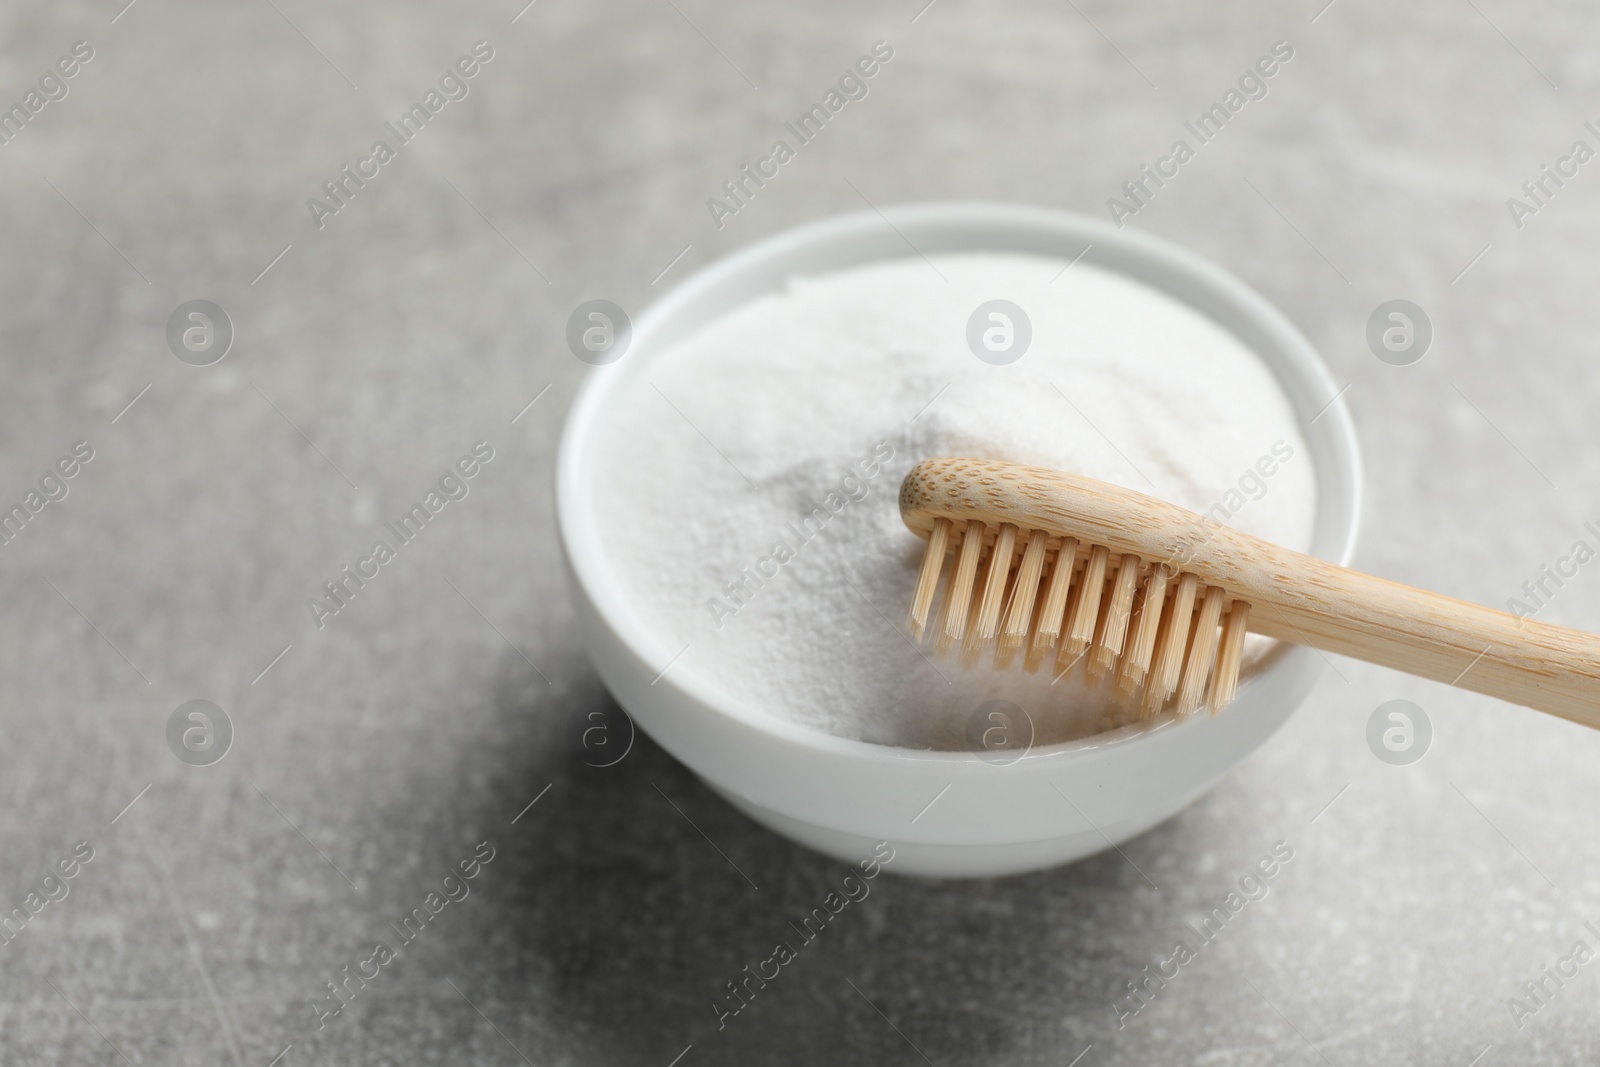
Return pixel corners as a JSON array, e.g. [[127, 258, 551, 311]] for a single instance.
[[1209, 601, 1250, 713], [1064, 544, 1110, 661], [970, 523, 1019, 647], [1118, 565, 1168, 695], [997, 530, 1049, 668], [1028, 537, 1077, 671], [935, 520, 986, 658], [908, 516, 951, 642], [1088, 553, 1141, 681], [909, 523, 1251, 718], [1144, 571, 1199, 715], [1176, 585, 1227, 714]]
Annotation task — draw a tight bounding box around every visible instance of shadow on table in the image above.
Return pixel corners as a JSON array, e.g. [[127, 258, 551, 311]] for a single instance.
[[439, 668, 1216, 1067]]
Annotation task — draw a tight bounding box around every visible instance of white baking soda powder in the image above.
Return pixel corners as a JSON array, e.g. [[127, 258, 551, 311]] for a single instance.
[[593, 254, 1317, 750]]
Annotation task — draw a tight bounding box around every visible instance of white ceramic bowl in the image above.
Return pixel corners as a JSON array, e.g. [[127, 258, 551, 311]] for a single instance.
[[556, 203, 1361, 878]]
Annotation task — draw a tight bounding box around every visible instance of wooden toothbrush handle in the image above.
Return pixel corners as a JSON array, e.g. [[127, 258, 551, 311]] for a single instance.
[[899, 458, 1600, 730], [1239, 548, 1600, 731]]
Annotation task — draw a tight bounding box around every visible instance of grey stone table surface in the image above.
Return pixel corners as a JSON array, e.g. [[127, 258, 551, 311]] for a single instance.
[[3, 0, 1599, 1063]]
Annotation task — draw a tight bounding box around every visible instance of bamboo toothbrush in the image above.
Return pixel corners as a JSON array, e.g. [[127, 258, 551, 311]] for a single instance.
[[900, 457, 1600, 730]]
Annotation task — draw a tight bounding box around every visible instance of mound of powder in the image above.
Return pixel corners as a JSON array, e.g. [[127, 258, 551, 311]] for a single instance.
[[592, 253, 1317, 750]]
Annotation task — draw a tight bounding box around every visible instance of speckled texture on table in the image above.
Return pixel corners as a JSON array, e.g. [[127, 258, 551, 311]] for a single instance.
[[3, 1, 1599, 1064]]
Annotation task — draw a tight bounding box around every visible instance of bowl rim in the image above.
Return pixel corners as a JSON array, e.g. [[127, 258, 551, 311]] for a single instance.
[[556, 200, 1363, 769]]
